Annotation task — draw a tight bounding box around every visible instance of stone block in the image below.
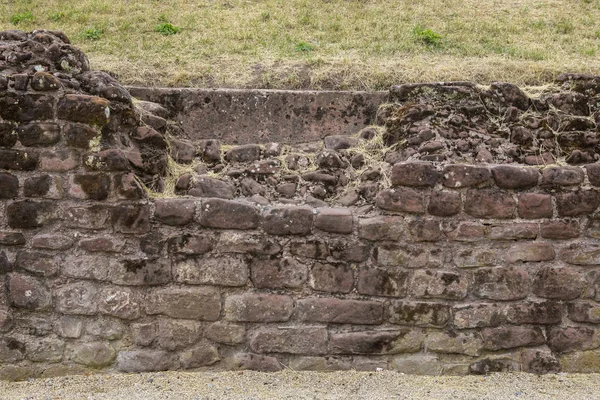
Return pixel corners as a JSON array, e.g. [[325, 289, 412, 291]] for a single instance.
[[57, 94, 110, 125], [453, 303, 505, 329], [541, 166, 584, 186], [39, 149, 79, 172], [205, 322, 245, 345], [156, 319, 202, 351], [109, 258, 171, 286], [0, 231, 25, 246], [586, 163, 600, 186], [358, 216, 404, 241], [408, 219, 442, 242], [225, 144, 261, 162], [173, 256, 248, 286], [85, 317, 125, 340], [548, 326, 598, 353], [504, 301, 562, 325], [330, 330, 423, 355], [0, 93, 54, 122], [568, 301, 600, 323], [131, 322, 157, 346], [154, 198, 196, 226], [85, 149, 131, 171], [112, 204, 151, 234], [464, 190, 516, 219], [482, 326, 545, 350], [296, 298, 384, 325], [560, 243, 600, 265], [216, 233, 281, 255], [540, 221, 579, 239], [489, 223, 538, 240], [442, 164, 491, 188], [64, 123, 100, 149], [231, 353, 282, 372], [189, 176, 234, 199], [428, 191, 461, 216], [180, 341, 220, 368], [26, 337, 65, 362], [0, 173, 18, 199], [375, 188, 425, 214], [117, 350, 177, 372], [250, 257, 308, 289], [55, 282, 98, 315], [517, 193, 553, 219], [557, 190, 600, 217], [262, 207, 313, 235], [7, 200, 55, 229], [167, 234, 214, 255], [31, 234, 73, 250], [63, 205, 111, 230], [391, 354, 443, 375], [389, 301, 450, 328], [69, 342, 116, 368], [410, 270, 468, 300], [377, 244, 445, 268], [8, 273, 51, 310], [533, 266, 586, 300], [446, 223, 487, 242], [491, 165, 540, 189], [224, 294, 293, 322], [15, 251, 58, 276], [504, 242, 555, 263], [250, 327, 328, 355], [521, 348, 561, 374], [17, 122, 60, 146], [314, 208, 353, 234], [290, 240, 329, 259], [55, 316, 83, 338], [391, 162, 438, 187], [357, 265, 408, 298], [310, 262, 354, 293], [70, 173, 111, 200], [0, 337, 25, 363], [79, 237, 123, 253], [425, 331, 483, 356], [97, 287, 141, 320], [200, 199, 260, 229], [146, 287, 220, 320], [471, 266, 530, 300]]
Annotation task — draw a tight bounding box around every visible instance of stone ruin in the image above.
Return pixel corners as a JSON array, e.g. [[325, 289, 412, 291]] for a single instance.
[[1, 29, 600, 380]]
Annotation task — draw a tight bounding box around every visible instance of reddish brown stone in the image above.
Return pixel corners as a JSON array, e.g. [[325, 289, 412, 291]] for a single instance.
[[442, 164, 491, 188], [154, 198, 196, 226], [453, 303, 505, 329], [568, 301, 600, 323], [17, 123, 60, 146], [310, 262, 354, 293], [446, 222, 487, 241], [146, 287, 221, 320], [296, 298, 384, 325], [504, 301, 562, 324], [358, 216, 404, 241], [375, 188, 425, 214], [250, 257, 308, 289], [0, 232, 25, 246], [57, 94, 110, 125], [491, 165, 540, 189], [7, 200, 55, 229], [540, 221, 580, 239], [167, 234, 213, 255], [85, 149, 131, 171], [39, 149, 79, 172], [410, 270, 468, 300], [472, 266, 530, 300], [30, 71, 61, 91], [71, 174, 111, 200], [200, 199, 260, 230], [112, 204, 151, 234], [63, 205, 111, 230], [24, 175, 53, 198], [173, 256, 247, 287], [357, 265, 408, 297], [290, 240, 329, 259], [0, 173, 18, 199], [408, 219, 442, 241], [114, 173, 145, 200], [464, 190, 516, 219], [250, 327, 328, 355], [156, 320, 202, 351], [224, 294, 293, 322], [314, 208, 353, 234], [0, 122, 18, 148], [557, 190, 600, 217], [391, 162, 438, 187], [15, 251, 58, 277], [0, 93, 54, 122], [548, 326, 597, 353], [585, 164, 600, 186], [8, 273, 51, 310], [110, 258, 171, 286], [489, 223, 538, 240], [205, 322, 245, 345], [428, 191, 461, 217], [482, 327, 545, 350], [64, 123, 100, 149], [189, 176, 234, 199], [389, 301, 450, 327], [117, 350, 176, 373], [262, 207, 313, 235], [225, 144, 261, 162], [0, 149, 38, 170], [517, 193, 553, 219], [504, 242, 555, 263], [541, 166, 584, 187], [533, 267, 586, 300]]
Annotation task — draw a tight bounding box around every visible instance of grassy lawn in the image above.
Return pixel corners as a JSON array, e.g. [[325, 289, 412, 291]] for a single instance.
[[1, 0, 600, 89]]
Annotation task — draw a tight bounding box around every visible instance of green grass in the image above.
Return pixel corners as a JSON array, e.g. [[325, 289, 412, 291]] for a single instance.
[[1, 0, 600, 89]]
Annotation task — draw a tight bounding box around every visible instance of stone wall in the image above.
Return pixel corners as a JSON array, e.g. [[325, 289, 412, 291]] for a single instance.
[[1, 30, 600, 380]]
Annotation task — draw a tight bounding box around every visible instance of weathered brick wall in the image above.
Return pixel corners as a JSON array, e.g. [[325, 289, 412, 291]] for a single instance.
[[2, 30, 600, 380]]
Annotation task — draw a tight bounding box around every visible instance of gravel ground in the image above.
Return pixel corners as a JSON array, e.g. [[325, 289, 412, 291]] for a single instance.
[[1, 371, 599, 400]]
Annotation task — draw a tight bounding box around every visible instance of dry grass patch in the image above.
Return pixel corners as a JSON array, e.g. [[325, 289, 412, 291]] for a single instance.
[[2, 0, 600, 88]]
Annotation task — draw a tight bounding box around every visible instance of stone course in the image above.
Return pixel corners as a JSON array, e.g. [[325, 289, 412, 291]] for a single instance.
[[2, 30, 600, 379]]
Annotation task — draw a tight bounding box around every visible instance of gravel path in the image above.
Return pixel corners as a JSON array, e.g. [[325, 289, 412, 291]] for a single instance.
[[1, 371, 599, 400]]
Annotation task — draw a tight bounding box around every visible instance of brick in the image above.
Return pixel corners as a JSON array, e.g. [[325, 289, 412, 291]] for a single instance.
[[330, 330, 423, 355], [200, 199, 259, 229], [442, 164, 490, 188], [262, 207, 313, 235], [533, 266, 586, 300], [408, 219, 442, 241], [296, 298, 383, 324], [541, 221, 579, 239], [376, 188, 425, 214], [64, 123, 100, 149], [428, 191, 461, 216], [548, 326, 597, 353], [70, 173, 111, 200], [454, 247, 499, 268], [0, 173, 18, 199], [57, 94, 110, 125], [489, 223, 538, 240], [15, 251, 58, 276], [585, 163, 600, 186], [0, 93, 54, 122], [504, 242, 555, 263], [156, 319, 202, 351], [491, 165, 540, 189], [154, 198, 195, 226], [330, 240, 370, 262], [117, 350, 177, 372], [189, 176, 234, 199], [505, 301, 562, 324], [391, 162, 438, 187], [167, 234, 213, 255], [84, 149, 131, 171], [31, 71, 61, 91], [425, 331, 483, 356], [482, 326, 545, 350], [568, 301, 600, 323], [112, 204, 151, 234], [0, 149, 38, 170], [39, 149, 79, 172], [97, 287, 141, 320], [464, 190, 516, 219], [561, 243, 600, 265], [24, 175, 61, 198], [225, 293, 293, 322], [250, 257, 308, 289], [472, 266, 530, 300], [314, 208, 353, 234], [251, 327, 328, 355], [377, 244, 444, 268], [389, 301, 450, 327], [520, 348, 561, 374], [517, 193, 553, 219], [55, 282, 98, 315], [216, 233, 281, 255], [541, 166, 584, 186], [79, 237, 123, 253], [446, 222, 487, 241], [453, 303, 505, 329], [146, 287, 221, 320], [231, 353, 282, 372], [205, 322, 245, 345], [358, 216, 403, 241], [69, 342, 116, 368], [557, 190, 600, 217], [8, 273, 51, 310], [310, 262, 354, 293], [357, 265, 408, 297], [173, 256, 248, 286], [410, 270, 468, 300], [0, 231, 25, 246], [180, 341, 220, 368], [17, 123, 60, 146]]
